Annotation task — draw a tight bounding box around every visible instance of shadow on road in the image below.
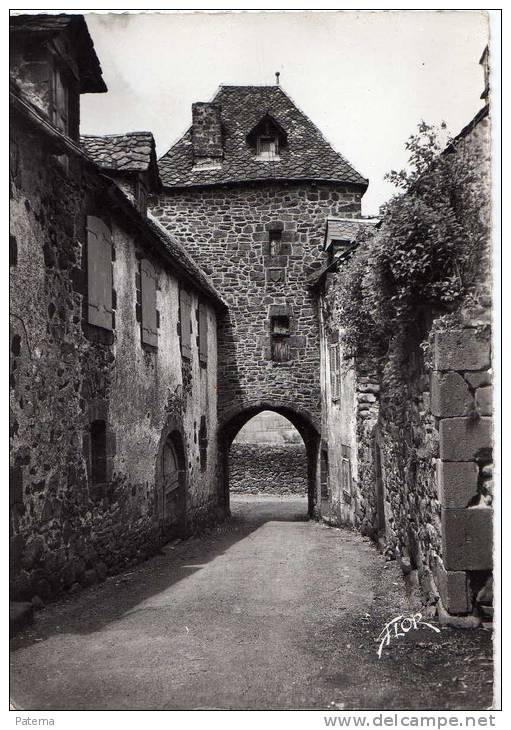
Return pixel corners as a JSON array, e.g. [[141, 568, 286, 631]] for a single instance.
[[10, 496, 308, 647]]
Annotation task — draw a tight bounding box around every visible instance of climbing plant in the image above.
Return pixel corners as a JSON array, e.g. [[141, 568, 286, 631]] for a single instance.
[[329, 119, 489, 360]]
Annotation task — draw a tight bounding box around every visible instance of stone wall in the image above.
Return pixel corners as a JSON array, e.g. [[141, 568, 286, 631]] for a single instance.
[[151, 182, 362, 429], [318, 110, 493, 620], [10, 111, 220, 604], [229, 443, 307, 495]]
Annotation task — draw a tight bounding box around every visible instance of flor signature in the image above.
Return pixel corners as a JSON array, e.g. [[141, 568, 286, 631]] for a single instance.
[[376, 613, 440, 659]]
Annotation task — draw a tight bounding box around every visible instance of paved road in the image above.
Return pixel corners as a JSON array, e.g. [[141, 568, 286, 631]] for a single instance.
[[10, 495, 493, 710]]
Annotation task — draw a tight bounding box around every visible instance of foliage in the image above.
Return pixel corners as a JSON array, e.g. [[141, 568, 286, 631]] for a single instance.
[[328, 119, 490, 360]]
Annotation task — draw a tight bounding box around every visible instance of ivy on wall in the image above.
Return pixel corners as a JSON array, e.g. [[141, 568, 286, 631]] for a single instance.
[[328, 119, 490, 362]]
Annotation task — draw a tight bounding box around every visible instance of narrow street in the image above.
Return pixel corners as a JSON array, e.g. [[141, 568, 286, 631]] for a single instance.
[[10, 496, 493, 711]]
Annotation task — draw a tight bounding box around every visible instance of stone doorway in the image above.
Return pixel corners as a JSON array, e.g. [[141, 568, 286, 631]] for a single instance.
[[159, 431, 186, 539]]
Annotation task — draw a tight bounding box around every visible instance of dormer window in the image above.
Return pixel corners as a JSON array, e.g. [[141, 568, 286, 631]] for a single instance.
[[257, 136, 279, 160], [247, 113, 287, 162]]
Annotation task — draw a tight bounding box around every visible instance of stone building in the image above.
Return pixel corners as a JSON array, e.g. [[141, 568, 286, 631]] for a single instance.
[[314, 104, 493, 620], [10, 12, 493, 625], [151, 84, 368, 513], [10, 15, 225, 603], [311, 217, 379, 525]]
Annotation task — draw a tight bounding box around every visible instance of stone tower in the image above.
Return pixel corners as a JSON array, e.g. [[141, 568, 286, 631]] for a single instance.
[[151, 84, 368, 512]]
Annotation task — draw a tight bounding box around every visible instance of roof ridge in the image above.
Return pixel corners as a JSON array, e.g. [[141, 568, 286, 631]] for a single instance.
[[81, 131, 154, 138], [219, 84, 279, 88], [276, 85, 368, 183]]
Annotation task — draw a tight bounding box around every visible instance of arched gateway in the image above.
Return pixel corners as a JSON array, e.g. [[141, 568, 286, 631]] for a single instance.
[[153, 83, 367, 522], [218, 400, 320, 517]]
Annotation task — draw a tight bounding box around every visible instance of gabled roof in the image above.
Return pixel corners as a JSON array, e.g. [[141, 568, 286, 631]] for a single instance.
[[10, 13, 106, 94], [324, 217, 379, 250], [159, 85, 368, 189], [81, 132, 161, 192]]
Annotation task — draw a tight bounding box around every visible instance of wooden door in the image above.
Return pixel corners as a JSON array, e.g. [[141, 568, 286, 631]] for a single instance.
[[162, 436, 184, 534]]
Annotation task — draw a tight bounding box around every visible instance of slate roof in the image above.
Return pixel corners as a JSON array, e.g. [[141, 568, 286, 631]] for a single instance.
[[324, 217, 379, 250], [81, 132, 161, 191], [10, 14, 106, 94], [159, 85, 368, 189], [81, 132, 156, 173]]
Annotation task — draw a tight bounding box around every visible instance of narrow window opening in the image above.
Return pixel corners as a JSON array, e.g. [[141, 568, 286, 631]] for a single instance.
[[320, 448, 329, 500], [199, 417, 208, 471], [90, 420, 107, 484], [269, 228, 282, 256]]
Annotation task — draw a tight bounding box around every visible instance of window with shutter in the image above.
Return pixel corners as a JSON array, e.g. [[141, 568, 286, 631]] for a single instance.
[[270, 315, 290, 362], [329, 344, 337, 400], [198, 302, 208, 365], [87, 216, 113, 330], [141, 258, 158, 347], [50, 65, 69, 135], [335, 345, 341, 401], [329, 343, 341, 401], [180, 289, 192, 359], [341, 445, 352, 504]]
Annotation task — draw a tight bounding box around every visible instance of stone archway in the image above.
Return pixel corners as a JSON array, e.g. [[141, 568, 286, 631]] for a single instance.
[[218, 399, 320, 518]]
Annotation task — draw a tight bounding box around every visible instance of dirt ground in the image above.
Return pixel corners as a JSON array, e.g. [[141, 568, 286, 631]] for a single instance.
[[10, 495, 494, 711]]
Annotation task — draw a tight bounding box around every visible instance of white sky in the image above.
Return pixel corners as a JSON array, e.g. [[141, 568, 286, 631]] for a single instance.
[[80, 10, 489, 215]]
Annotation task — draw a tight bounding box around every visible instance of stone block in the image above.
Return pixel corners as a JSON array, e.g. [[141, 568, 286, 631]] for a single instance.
[[465, 370, 492, 389], [266, 268, 286, 283], [442, 507, 493, 570], [437, 461, 478, 508], [433, 559, 471, 614], [268, 304, 290, 317], [439, 417, 492, 461], [430, 371, 474, 417], [475, 386, 493, 416], [434, 329, 490, 371]]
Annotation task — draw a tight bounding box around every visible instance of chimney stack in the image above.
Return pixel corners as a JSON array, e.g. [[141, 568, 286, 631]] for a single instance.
[[191, 102, 223, 169]]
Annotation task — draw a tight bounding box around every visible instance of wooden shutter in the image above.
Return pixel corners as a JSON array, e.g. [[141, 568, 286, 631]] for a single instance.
[[329, 345, 337, 400], [198, 302, 208, 364], [52, 66, 69, 134], [180, 289, 192, 359], [87, 216, 113, 330], [335, 345, 341, 400], [141, 259, 158, 347]]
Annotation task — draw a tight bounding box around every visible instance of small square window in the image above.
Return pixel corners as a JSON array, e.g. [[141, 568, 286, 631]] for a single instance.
[[271, 315, 290, 335]]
